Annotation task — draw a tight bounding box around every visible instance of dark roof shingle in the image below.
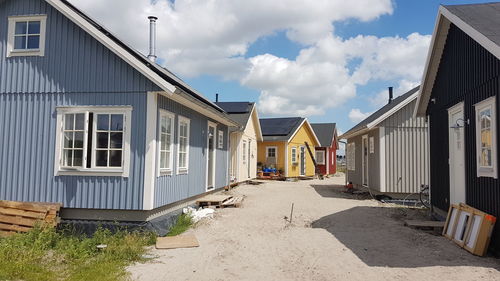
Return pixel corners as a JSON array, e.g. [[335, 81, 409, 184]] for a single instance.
[[444, 2, 500, 48], [311, 123, 336, 147], [343, 86, 420, 137], [215, 102, 254, 127]]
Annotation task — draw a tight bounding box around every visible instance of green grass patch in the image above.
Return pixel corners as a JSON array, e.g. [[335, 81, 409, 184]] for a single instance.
[[166, 213, 193, 236], [0, 226, 156, 281]]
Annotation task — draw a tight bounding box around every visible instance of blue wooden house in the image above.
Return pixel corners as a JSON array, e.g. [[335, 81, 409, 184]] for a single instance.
[[0, 0, 238, 222]]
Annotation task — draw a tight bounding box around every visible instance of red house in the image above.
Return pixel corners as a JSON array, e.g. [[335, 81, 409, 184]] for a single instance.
[[311, 123, 338, 175]]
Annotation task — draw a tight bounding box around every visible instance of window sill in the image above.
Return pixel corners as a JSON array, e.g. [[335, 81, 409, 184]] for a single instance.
[[160, 170, 173, 176], [177, 169, 189, 175], [56, 169, 126, 177], [477, 167, 497, 179], [7, 49, 44, 57]]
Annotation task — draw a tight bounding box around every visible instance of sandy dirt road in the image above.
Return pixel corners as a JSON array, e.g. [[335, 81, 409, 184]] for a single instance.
[[129, 176, 500, 281]]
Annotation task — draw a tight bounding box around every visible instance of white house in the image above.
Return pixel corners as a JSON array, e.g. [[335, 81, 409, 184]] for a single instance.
[[216, 102, 263, 183]]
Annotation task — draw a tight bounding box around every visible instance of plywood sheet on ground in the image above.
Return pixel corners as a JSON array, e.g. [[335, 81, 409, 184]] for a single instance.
[[156, 235, 200, 250]]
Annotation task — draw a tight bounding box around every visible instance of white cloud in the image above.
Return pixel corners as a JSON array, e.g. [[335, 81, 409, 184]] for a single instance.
[[349, 109, 372, 123], [67, 0, 431, 118]]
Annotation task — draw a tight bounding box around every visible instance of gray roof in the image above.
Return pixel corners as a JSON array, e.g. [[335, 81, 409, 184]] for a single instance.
[[260, 117, 304, 141], [311, 123, 336, 147], [343, 86, 420, 137], [215, 102, 254, 127], [444, 2, 500, 47], [59, 0, 224, 113]]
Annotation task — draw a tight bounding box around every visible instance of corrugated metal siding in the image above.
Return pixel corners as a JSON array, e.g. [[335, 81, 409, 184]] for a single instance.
[[427, 24, 500, 252], [0, 0, 163, 210], [380, 100, 429, 193], [154, 95, 228, 208], [0, 92, 147, 210]]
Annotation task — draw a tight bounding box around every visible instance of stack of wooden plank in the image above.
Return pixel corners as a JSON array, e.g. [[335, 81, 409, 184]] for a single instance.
[[221, 196, 244, 208], [196, 194, 244, 208], [0, 200, 62, 236]]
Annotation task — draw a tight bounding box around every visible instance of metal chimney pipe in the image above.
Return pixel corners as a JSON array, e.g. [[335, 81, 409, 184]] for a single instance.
[[216, 93, 219, 103], [147, 16, 158, 62], [388, 87, 394, 104]]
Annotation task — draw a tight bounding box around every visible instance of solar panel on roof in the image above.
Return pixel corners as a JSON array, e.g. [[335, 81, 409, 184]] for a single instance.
[[260, 118, 301, 136], [216, 102, 250, 113]]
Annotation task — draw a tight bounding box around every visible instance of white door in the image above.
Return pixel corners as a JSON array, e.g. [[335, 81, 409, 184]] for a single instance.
[[448, 103, 466, 204], [247, 140, 251, 178], [207, 123, 216, 190], [300, 146, 306, 176], [362, 135, 369, 186]]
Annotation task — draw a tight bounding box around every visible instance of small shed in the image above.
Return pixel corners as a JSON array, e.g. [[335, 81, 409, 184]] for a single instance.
[[341, 87, 429, 195], [310, 123, 338, 176], [215, 102, 263, 183]]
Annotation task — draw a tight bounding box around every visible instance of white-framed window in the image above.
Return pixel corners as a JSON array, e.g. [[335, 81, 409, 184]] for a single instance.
[[218, 130, 224, 149], [55, 106, 132, 177], [7, 15, 47, 57], [266, 146, 277, 158], [242, 141, 247, 165], [291, 147, 297, 163], [316, 150, 325, 165], [159, 110, 174, 175], [177, 116, 190, 174], [475, 97, 497, 178], [347, 142, 356, 171], [369, 137, 375, 154]]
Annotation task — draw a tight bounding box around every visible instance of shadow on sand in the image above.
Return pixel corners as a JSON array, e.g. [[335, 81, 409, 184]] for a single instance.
[[311, 206, 500, 269], [311, 184, 373, 200]]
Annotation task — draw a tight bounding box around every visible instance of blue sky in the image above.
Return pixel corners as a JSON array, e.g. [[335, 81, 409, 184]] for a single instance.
[[179, 0, 487, 134], [73, 0, 489, 136]]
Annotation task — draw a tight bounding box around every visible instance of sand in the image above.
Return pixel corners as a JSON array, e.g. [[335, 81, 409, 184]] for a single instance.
[[128, 175, 500, 281]]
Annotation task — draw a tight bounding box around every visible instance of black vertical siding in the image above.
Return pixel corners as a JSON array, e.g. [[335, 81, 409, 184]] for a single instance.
[[427, 24, 500, 252]]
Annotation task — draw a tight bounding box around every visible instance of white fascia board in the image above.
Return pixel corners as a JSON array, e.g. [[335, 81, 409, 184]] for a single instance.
[[340, 127, 372, 140], [46, 0, 176, 94], [415, 5, 500, 117], [155, 91, 239, 127], [287, 119, 321, 147], [250, 105, 264, 141], [367, 92, 419, 129]]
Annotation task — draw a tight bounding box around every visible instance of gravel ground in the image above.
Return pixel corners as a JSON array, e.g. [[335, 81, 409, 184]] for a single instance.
[[128, 175, 500, 281]]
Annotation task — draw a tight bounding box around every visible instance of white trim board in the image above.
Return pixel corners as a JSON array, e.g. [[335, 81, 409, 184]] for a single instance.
[[415, 5, 500, 117], [287, 118, 321, 146], [143, 92, 158, 210]]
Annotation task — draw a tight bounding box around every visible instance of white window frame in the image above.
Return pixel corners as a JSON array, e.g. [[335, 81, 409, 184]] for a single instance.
[[475, 97, 497, 178], [7, 15, 47, 57], [369, 137, 375, 154], [218, 130, 224, 149], [291, 146, 297, 163], [54, 106, 132, 177], [316, 150, 325, 165], [158, 110, 175, 175], [177, 115, 190, 174], [266, 146, 277, 159]]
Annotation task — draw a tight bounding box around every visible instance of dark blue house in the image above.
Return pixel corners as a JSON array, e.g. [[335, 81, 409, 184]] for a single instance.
[[0, 0, 238, 222]]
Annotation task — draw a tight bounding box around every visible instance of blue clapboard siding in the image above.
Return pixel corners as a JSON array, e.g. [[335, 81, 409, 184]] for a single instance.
[[0, 92, 147, 210], [155, 95, 229, 208], [0, 0, 161, 210], [0, 0, 160, 94]]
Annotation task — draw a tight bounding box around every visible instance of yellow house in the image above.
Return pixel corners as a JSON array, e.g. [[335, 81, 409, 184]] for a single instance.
[[258, 118, 320, 177]]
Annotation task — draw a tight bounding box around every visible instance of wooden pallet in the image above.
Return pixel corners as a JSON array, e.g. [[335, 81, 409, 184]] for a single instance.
[[221, 196, 244, 208], [196, 195, 233, 208], [404, 220, 445, 229], [0, 200, 62, 236]]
